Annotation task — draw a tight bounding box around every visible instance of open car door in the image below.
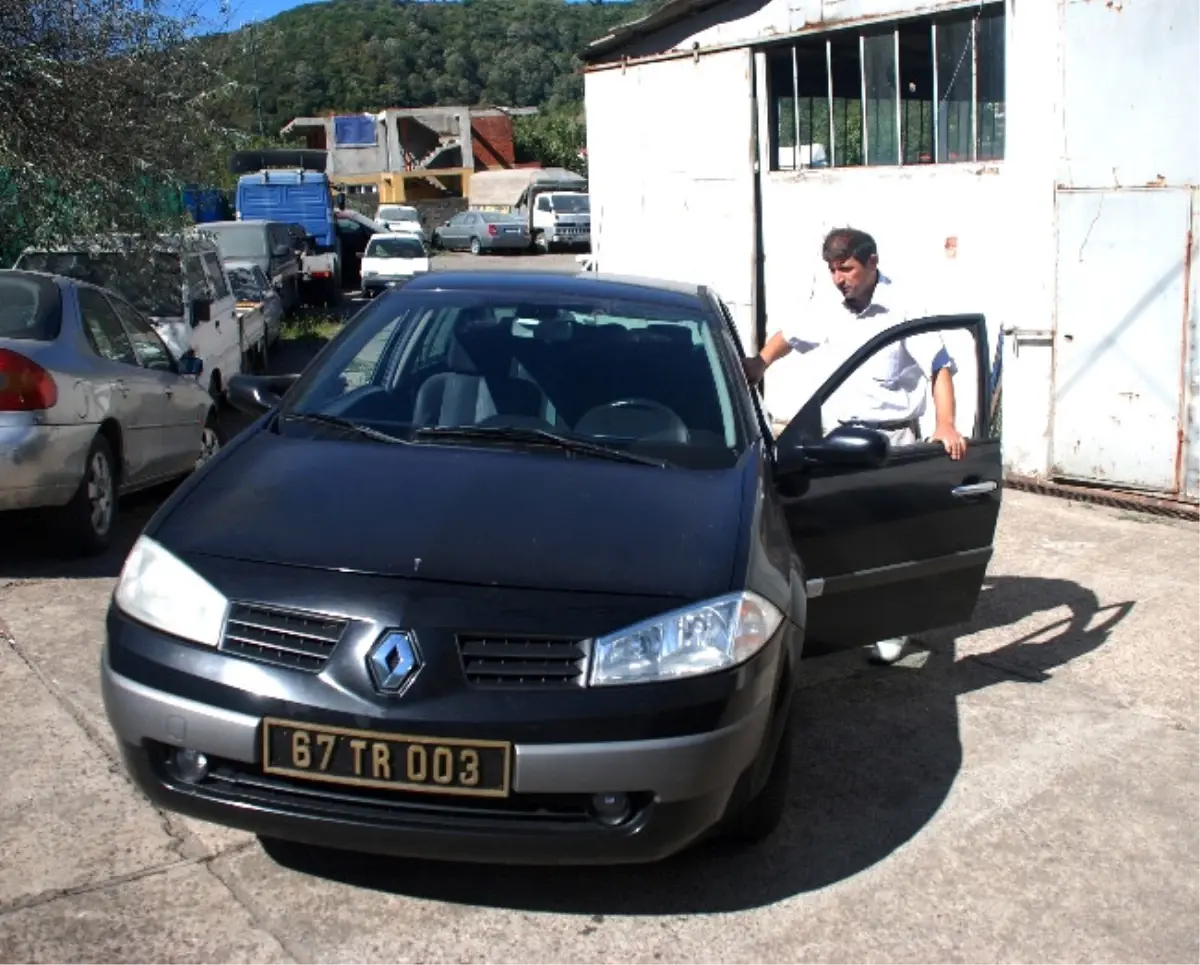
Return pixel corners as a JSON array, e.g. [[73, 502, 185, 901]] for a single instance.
[[772, 314, 1002, 657]]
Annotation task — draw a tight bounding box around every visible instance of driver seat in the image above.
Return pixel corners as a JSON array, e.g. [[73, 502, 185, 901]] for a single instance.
[[413, 336, 543, 428]]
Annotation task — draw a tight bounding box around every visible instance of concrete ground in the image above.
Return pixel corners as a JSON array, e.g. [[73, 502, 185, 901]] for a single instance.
[[0, 249, 1197, 962]]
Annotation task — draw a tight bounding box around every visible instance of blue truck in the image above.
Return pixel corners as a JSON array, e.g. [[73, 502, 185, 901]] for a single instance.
[[230, 149, 342, 307]]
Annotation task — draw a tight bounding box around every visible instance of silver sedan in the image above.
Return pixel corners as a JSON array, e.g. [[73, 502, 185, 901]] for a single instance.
[[0, 270, 223, 555]]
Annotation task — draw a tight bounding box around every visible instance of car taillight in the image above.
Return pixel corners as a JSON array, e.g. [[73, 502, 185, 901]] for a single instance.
[[488, 224, 498, 236], [0, 348, 58, 411]]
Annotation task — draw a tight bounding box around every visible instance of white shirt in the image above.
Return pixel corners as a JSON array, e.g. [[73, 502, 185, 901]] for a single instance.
[[777, 272, 956, 430]]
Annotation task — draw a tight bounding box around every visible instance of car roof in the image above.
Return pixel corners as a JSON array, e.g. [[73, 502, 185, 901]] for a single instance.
[[400, 270, 709, 307], [368, 232, 426, 242], [1, 266, 120, 297]]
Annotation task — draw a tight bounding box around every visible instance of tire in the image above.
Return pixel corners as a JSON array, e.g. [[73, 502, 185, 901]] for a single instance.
[[719, 720, 793, 845], [195, 409, 224, 471], [56, 434, 118, 556], [534, 231, 550, 254], [469, 236, 482, 256]]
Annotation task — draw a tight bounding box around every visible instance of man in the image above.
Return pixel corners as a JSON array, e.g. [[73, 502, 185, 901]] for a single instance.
[[743, 227, 967, 665]]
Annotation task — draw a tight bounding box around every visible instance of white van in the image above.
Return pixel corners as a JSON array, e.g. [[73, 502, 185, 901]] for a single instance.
[[14, 234, 255, 402]]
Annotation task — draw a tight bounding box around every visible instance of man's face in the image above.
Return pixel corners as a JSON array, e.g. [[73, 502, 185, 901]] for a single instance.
[[827, 254, 878, 304]]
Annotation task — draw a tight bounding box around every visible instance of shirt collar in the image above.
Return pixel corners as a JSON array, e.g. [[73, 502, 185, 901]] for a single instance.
[[843, 272, 895, 318]]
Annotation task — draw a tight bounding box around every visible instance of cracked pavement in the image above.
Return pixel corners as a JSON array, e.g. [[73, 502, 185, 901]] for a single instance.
[[1, 462, 1197, 960]]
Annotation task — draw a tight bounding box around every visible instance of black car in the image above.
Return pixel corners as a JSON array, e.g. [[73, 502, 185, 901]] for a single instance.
[[100, 270, 1002, 865]]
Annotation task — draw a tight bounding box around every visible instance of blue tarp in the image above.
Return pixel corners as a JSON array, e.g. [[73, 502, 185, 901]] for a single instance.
[[334, 114, 377, 146]]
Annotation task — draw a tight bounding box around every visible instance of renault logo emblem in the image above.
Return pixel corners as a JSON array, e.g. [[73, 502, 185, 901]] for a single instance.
[[367, 631, 421, 693]]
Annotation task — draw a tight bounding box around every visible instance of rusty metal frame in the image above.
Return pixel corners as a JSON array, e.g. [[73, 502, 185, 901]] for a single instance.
[[1004, 472, 1200, 521]]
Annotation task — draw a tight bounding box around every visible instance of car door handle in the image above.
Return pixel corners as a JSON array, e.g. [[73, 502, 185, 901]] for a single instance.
[[952, 481, 998, 498]]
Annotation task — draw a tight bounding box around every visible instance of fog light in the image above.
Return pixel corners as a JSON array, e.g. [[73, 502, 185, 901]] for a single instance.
[[172, 748, 209, 783], [590, 792, 631, 826]]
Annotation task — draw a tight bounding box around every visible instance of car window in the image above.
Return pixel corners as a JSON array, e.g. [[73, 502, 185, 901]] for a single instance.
[[183, 255, 209, 300], [227, 267, 264, 302], [282, 291, 744, 469], [536, 197, 551, 212], [817, 321, 982, 445], [201, 253, 230, 300], [200, 224, 268, 260], [78, 288, 139, 366], [0, 273, 63, 341], [109, 296, 175, 372], [365, 237, 426, 258]]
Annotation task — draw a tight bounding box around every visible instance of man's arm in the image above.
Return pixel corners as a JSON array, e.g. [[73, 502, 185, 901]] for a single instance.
[[742, 331, 792, 385], [930, 366, 967, 460]]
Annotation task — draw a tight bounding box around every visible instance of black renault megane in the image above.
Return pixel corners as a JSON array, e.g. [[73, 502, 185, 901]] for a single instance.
[[101, 269, 1001, 865]]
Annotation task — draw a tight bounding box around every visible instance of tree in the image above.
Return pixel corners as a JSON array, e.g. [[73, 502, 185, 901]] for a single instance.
[[513, 108, 588, 176], [0, 0, 238, 261]]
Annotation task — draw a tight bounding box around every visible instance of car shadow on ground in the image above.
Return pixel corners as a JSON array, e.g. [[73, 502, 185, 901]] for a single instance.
[[259, 574, 1133, 915]]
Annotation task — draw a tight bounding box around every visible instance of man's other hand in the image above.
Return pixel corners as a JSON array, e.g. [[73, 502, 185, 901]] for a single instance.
[[743, 355, 767, 386], [931, 423, 967, 460]]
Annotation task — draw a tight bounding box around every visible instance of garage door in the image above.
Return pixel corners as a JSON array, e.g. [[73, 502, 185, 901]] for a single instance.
[[584, 50, 759, 349]]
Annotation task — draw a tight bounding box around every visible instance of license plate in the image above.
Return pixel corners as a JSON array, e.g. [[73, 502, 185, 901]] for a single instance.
[[261, 717, 511, 798]]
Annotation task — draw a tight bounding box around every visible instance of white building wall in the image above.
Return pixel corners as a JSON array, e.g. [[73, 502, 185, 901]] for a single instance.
[[585, 51, 759, 340], [584, 0, 1198, 501]]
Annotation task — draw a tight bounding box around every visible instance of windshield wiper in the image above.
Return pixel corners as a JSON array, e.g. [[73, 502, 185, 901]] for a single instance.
[[280, 412, 404, 445], [412, 425, 667, 467]]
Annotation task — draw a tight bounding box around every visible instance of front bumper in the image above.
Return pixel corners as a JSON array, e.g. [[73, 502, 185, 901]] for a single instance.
[[101, 614, 782, 864], [0, 418, 94, 512]]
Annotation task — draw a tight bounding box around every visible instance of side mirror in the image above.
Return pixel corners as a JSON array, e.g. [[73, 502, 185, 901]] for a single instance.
[[227, 373, 300, 415], [776, 424, 890, 475], [177, 353, 204, 377], [190, 297, 212, 326]]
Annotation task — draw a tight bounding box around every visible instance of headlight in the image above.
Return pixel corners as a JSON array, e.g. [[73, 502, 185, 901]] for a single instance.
[[589, 591, 784, 686], [113, 536, 228, 647]]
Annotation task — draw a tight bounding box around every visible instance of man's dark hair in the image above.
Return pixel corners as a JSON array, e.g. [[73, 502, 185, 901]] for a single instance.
[[821, 227, 877, 266]]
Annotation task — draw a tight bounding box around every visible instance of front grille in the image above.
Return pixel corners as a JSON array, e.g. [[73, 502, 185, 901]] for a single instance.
[[219, 603, 348, 672], [458, 634, 590, 688]]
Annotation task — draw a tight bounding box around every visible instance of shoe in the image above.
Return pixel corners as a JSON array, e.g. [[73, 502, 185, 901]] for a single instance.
[[869, 636, 908, 664]]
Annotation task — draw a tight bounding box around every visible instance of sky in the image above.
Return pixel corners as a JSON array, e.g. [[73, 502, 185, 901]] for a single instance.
[[199, 0, 638, 32]]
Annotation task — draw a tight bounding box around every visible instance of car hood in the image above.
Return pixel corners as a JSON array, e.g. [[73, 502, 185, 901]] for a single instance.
[[154, 428, 751, 600]]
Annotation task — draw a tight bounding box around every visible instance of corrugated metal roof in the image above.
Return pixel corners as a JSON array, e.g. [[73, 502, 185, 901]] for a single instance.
[[581, 0, 729, 62]]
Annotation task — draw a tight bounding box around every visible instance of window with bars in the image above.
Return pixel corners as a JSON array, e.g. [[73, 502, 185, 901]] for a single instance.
[[766, 3, 1005, 170]]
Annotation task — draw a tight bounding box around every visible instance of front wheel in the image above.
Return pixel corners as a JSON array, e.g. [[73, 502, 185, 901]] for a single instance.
[[718, 720, 793, 844], [533, 231, 550, 254]]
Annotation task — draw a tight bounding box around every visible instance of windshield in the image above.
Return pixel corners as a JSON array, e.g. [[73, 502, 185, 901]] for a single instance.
[[282, 291, 743, 469], [365, 237, 426, 259], [480, 212, 523, 224], [228, 267, 266, 301], [377, 207, 420, 223], [14, 250, 183, 317], [0, 273, 63, 340], [550, 194, 589, 213], [199, 224, 268, 259]]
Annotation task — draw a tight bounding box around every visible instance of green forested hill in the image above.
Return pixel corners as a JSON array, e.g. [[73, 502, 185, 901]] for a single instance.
[[208, 0, 659, 135]]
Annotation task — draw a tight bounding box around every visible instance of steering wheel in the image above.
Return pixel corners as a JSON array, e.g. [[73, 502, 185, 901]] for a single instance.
[[575, 398, 689, 443]]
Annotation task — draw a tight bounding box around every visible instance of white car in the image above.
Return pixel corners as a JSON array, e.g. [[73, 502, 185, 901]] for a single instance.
[[374, 204, 426, 241], [360, 234, 431, 298]]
